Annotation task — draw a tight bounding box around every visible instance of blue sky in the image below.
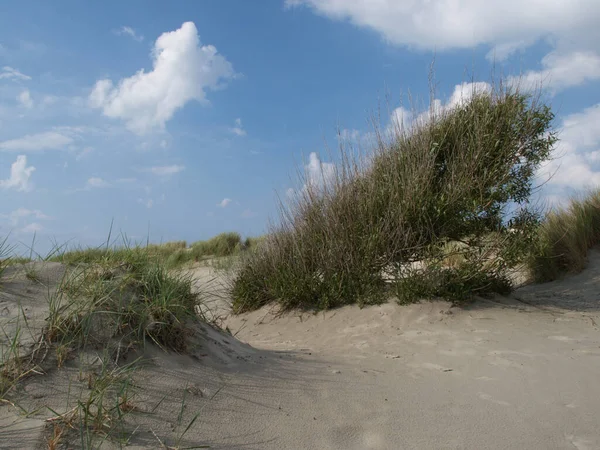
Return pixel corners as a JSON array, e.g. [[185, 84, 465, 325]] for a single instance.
[[1, 0, 599, 255]]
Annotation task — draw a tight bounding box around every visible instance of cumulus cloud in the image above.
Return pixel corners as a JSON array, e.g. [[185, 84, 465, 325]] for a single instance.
[[0, 66, 31, 81], [90, 21, 235, 134], [287, 0, 600, 99], [286, 152, 336, 200], [0, 155, 35, 192], [447, 82, 492, 108], [539, 103, 600, 189], [0, 132, 73, 152], [218, 198, 232, 208], [514, 50, 600, 93], [142, 165, 185, 176], [306, 152, 335, 191], [285, 0, 600, 56], [230, 118, 246, 136], [115, 26, 144, 42], [384, 82, 491, 138], [18, 90, 33, 108]]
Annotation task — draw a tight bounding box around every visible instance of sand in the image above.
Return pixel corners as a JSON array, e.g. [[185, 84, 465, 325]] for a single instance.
[[1, 254, 600, 449]]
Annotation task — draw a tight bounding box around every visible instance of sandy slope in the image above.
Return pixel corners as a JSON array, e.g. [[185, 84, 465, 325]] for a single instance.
[[1, 255, 600, 449]]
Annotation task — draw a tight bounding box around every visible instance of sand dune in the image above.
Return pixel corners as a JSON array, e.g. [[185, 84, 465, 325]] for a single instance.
[[1, 254, 600, 449]]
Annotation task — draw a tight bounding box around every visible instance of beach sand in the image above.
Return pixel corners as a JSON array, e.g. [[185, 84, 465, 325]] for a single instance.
[[1, 253, 600, 449]]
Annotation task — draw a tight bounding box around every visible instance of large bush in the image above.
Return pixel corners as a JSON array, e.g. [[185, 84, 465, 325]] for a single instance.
[[232, 82, 557, 312]]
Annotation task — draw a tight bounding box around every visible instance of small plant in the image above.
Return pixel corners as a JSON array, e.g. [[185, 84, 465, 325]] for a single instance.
[[44, 354, 140, 447], [46, 422, 67, 450], [55, 344, 71, 369], [1, 306, 42, 402]]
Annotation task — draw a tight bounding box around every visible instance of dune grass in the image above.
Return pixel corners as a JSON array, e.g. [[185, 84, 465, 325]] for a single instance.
[[528, 190, 600, 282], [231, 79, 557, 312], [48, 232, 265, 271], [0, 241, 208, 446], [46, 245, 200, 353]]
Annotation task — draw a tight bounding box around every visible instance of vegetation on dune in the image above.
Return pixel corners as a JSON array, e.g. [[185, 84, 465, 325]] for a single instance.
[[46, 248, 200, 352], [1, 244, 208, 446], [47, 232, 265, 269], [232, 81, 558, 312], [528, 189, 600, 282], [190, 232, 244, 259]]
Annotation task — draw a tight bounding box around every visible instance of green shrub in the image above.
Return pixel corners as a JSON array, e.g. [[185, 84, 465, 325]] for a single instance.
[[232, 80, 556, 312]]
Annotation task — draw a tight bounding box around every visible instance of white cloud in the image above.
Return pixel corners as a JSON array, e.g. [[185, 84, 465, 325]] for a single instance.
[[286, 152, 336, 198], [539, 103, 600, 189], [486, 40, 532, 62], [388, 106, 414, 133], [90, 21, 235, 134], [21, 223, 43, 233], [218, 198, 232, 208], [8, 208, 49, 226], [115, 26, 144, 42], [306, 152, 335, 191], [0, 66, 31, 81], [0, 132, 73, 152], [87, 177, 110, 188], [286, 0, 600, 55], [515, 51, 600, 92], [17, 90, 33, 108], [142, 165, 185, 176], [0, 155, 35, 192], [447, 82, 492, 108], [385, 82, 491, 136], [230, 118, 247, 136]]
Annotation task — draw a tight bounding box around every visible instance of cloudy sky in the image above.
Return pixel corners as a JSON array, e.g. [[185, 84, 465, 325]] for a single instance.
[[1, 0, 599, 255]]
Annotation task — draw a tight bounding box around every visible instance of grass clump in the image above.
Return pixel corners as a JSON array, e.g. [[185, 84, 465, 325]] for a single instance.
[[46, 246, 200, 353], [190, 232, 243, 260], [232, 79, 557, 312], [528, 190, 600, 282]]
